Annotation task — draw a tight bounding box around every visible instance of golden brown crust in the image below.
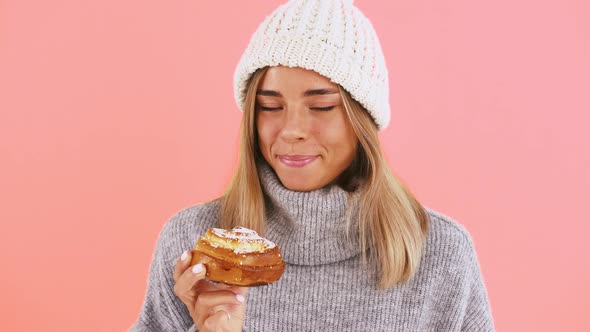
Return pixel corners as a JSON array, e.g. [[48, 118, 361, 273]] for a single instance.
[[190, 227, 285, 286]]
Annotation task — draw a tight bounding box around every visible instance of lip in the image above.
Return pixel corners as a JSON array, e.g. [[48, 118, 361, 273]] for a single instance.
[[278, 155, 319, 168]]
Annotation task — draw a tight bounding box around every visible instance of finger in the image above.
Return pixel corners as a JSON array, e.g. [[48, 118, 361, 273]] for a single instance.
[[202, 309, 231, 332], [173, 262, 207, 305], [212, 287, 247, 308], [211, 303, 245, 322], [235, 286, 249, 298], [173, 249, 192, 282], [194, 280, 243, 294], [194, 290, 244, 328], [196, 290, 244, 308]]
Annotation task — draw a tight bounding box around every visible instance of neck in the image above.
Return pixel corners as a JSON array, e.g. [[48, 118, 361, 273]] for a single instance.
[[257, 160, 362, 265]]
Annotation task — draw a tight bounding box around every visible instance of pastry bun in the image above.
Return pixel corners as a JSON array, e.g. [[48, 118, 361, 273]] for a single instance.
[[190, 226, 285, 286]]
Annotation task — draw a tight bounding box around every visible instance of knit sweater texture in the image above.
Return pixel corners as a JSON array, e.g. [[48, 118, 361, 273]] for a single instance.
[[129, 161, 495, 331]]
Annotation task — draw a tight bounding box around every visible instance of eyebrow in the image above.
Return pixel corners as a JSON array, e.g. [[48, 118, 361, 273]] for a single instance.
[[256, 88, 339, 97]]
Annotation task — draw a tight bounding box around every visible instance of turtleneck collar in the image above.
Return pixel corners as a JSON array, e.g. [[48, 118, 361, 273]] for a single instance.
[[257, 160, 362, 266]]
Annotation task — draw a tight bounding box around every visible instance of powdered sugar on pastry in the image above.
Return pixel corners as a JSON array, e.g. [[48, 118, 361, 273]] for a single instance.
[[207, 227, 276, 254]]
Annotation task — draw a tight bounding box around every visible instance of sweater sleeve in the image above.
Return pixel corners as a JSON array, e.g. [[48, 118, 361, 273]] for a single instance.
[[460, 233, 496, 332], [128, 215, 196, 331]]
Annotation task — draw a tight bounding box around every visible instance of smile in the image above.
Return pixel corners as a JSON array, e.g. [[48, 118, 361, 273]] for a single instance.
[[278, 155, 319, 168]]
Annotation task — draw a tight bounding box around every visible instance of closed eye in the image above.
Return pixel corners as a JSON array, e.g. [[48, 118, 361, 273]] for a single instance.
[[311, 106, 335, 111], [259, 106, 281, 111], [258, 106, 335, 111]]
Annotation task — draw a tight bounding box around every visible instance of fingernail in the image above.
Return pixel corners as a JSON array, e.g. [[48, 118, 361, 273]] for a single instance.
[[192, 263, 203, 274], [181, 250, 189, 262], [236, 294, 245, 303]]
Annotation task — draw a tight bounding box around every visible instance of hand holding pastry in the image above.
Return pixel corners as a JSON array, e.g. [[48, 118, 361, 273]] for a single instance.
[[173, 249, 247, 332]]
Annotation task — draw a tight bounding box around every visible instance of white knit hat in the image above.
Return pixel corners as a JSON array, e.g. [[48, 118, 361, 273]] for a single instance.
[[233, 0, 391, 130]]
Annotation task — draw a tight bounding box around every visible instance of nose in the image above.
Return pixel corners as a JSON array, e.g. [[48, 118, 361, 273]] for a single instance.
[[279, 107, 309, 143]]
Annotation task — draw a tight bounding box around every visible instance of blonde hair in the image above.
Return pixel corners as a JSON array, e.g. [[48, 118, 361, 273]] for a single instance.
[[217, 66, 429, 288]]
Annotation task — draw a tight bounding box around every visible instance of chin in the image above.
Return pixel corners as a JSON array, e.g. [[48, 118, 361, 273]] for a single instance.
[[277, 174, 325, 192]]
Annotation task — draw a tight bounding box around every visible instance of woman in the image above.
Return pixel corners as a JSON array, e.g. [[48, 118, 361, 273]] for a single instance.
[[130, 0, 495, 331]]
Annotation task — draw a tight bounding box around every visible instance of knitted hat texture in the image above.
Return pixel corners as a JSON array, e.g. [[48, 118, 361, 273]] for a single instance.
[[233, 0, 391, 130]]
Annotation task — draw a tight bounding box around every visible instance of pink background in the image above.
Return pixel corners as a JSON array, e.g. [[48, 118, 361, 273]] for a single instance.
[[1, 0, 588, 330]]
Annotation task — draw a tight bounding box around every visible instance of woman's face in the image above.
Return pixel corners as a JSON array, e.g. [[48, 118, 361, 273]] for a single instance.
[[256, 65, 358, 191]]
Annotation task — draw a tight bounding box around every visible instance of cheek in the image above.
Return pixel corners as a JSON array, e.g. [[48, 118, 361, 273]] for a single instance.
[[256, 118, 276, 151], [317, 120, 356, 156]]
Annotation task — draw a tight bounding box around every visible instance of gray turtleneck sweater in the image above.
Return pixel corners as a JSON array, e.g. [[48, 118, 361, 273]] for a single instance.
[[129, 162, 495, 331]]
